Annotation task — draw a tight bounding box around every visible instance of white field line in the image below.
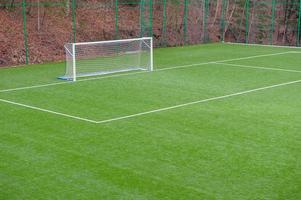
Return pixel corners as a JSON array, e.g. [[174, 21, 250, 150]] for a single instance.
[[0, 98, 98, 124], [0, 81, 70, 93], [0, 51, 293, 93], [0, 71, 147, 93], [0, 79, 300, 124], [95, 79, 301, 124], [156, 51, 293, 72], [214, 62, 301, 73], [225, 42, 301, 49]]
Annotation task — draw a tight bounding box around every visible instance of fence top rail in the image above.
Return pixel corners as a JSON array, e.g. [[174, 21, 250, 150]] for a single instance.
[[68, 37, 152, 46]]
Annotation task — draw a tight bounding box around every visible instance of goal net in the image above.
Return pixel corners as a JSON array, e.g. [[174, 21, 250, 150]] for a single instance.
[[59, 37, 153, 81]]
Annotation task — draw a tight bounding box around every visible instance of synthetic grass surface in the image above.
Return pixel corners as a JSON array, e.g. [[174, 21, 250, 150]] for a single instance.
[[0, 43, 301, 199]]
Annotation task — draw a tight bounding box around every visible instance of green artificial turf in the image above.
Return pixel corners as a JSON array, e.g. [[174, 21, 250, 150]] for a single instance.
[[0, 43, 301, 199]]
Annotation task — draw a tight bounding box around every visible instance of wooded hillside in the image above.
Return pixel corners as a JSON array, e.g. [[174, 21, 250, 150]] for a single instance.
[[0, 0, 300, 67]]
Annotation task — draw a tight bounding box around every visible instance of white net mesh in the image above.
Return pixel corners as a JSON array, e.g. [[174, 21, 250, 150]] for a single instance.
[[60, 37, 153, 81], [64, 43, 73, 78]]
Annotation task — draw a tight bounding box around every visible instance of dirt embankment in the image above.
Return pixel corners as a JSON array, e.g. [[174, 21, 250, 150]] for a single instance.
[[3, 1, 297, 67], [0, 3, 225, 67]]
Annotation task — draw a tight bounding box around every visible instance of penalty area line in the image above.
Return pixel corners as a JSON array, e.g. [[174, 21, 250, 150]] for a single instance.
[[0, 79, 300, 124], [96, 79, 301, 124], [214, 62, 301, 73], [156, 51, 293, 72], [0, 98, 98, 124]]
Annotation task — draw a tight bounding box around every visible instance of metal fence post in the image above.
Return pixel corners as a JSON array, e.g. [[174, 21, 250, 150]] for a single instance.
[[72, 0, 76, 43], [203, 0, 209, 43], [140, 0, 145, 37], [297, 0, 301, 46], [245, 0, 250, 43], [162, 0, 167, 45], [22, 0, 29, 64], [149, 0, 153, 37], [183, 0, 188, 44], [270, 0, 276, 45], [115, 0, 119, 39], [220, 0, 227, 42]]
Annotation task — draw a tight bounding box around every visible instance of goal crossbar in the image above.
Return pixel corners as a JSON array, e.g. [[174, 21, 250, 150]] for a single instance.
[[71, 37, 152, 46], [59, 37, 153, 81]]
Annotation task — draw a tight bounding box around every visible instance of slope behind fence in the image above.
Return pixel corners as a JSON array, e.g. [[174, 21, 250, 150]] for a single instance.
[[1, 0, 301, 67]]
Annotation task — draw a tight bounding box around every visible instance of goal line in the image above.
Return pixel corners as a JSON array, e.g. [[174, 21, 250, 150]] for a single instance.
[[0, 51, 295, 93]]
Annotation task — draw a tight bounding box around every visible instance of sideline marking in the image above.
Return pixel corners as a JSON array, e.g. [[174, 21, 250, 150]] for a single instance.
[[2, 80, 299, 124], [225, 42, 301, 49], [95, 79, 301, 124], [156, 51, 292, 71], [214, 62, 301, 73], [0, 51, 293, 93], [0, 98, 98, 124]]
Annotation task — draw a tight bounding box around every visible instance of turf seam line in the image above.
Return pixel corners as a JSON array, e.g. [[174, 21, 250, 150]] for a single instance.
[[0, 51, 293, 93], [95, 79, 301, 124], [213, 62, 301, 73], [0, 98, 98, 123]]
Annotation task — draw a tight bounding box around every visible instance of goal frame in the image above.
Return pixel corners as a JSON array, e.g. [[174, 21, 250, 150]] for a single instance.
[[60, 37, 153, 82]]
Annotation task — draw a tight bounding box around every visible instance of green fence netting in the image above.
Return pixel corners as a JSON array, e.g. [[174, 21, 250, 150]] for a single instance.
[[1, 0, 301, 66], [24, 0, 72, 64], [224, 0, 301, 46], [0, 0, 25, 66]]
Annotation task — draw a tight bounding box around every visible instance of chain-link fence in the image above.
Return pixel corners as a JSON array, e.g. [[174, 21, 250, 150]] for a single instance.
[[1, 0, 301, 67]]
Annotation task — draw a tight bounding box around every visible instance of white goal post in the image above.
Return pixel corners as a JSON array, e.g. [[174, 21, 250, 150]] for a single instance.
[[59, 37, 153, 81]]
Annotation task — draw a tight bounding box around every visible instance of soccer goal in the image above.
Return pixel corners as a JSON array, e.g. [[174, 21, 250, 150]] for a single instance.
[[59, 37, 153, 81]]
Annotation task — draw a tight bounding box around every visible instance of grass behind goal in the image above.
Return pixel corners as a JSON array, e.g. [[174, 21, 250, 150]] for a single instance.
[[0, 43, 301, 199]]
